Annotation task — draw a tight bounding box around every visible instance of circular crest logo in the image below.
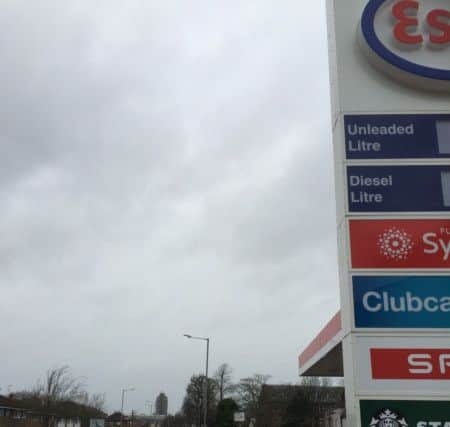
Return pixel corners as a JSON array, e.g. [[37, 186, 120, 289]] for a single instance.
[[369, 409, 408, 427], [377, 227, 414, 261], [359, 0, 450, 91]]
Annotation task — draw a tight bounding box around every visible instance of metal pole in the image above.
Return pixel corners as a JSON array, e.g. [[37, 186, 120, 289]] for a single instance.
[[120, 388, 134, 427], [121, 390, 125, 427], [204, 338, 209, 427]]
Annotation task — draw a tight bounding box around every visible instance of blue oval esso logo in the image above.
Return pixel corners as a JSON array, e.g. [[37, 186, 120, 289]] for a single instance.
[[359, 0, 450, 91]]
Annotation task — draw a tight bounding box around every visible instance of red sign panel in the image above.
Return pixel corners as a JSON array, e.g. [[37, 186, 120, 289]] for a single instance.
[[349, 219, 450, 269], [371, 348, 450, 380]]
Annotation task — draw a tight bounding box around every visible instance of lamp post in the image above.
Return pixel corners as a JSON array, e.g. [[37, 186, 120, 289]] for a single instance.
[[184, 334, 210, 427], [120, 388, 135, 427]]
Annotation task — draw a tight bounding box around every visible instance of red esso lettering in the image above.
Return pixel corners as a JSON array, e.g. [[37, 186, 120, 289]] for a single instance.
[[392, 0, 450, 45], [428, 9, 450, 44], [392, 0, 423, 45]]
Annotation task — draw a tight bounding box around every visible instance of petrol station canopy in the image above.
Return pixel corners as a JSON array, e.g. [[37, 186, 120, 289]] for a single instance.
[[298, 311, 344, 377]]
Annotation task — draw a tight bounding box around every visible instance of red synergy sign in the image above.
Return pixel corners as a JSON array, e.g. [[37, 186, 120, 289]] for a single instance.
[[371, 348, 450, 380], [349, 219, 450, 269]]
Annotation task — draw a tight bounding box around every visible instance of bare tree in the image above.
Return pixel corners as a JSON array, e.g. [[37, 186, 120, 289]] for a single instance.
[[76, 391, 106, 411], [213, 364, 235, 401], [182, 375, 204, 427], [88, 393, 106, 411], [182, 375, 217, 427], [236, 374, 270, 419], [34, 366, 86, 407], [281, 378, 345, 427]]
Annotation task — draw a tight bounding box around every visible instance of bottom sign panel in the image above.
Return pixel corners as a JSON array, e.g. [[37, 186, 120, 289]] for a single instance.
[[354, 336, 450, 395], [360, 400, 450, 427]]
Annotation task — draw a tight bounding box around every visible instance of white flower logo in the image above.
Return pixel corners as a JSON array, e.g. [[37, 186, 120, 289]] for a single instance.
[[377, 227, 414, 261]]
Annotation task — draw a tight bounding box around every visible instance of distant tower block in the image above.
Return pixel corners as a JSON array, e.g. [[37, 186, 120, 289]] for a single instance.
[[155, 392, 168, 416]]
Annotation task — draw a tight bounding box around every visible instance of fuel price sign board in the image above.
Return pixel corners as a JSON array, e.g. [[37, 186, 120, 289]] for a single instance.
[[345, 115, 450, 159], [347, 165, 450, 213], [325, 0, 450, 423]]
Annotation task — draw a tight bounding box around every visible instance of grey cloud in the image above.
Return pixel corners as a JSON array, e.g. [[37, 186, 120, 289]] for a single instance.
[[1, 0, 336, 413]]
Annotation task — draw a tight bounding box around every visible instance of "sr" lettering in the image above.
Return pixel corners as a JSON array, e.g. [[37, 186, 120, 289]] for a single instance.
[[408, 354, 432, 374], [440, 354, 450, 374], [408, 353, 450, 375]]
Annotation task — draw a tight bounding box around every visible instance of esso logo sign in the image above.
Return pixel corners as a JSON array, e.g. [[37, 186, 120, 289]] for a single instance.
[[392, 1, 450, 45], [359, 0, 450, 91]]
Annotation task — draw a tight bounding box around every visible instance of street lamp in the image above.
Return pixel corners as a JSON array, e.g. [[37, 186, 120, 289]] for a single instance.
[[120, 388, 135, 427], [184, 334, 210, 427]]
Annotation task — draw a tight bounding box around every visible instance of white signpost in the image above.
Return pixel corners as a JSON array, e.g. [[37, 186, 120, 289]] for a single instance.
[[326, 0, 450, 425], [233, 412, 245, 423]]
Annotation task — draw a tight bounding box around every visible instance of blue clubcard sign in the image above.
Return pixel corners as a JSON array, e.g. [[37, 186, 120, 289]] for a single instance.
[[345, 115, 450, 159], [353, 276, 450, 329], [347, 165, 450, 212]]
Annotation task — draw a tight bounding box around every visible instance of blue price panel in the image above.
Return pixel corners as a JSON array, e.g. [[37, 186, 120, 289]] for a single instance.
[[344, 114, 450, 159], [353, 276, 450, 329], [347, 165, 450, 212]]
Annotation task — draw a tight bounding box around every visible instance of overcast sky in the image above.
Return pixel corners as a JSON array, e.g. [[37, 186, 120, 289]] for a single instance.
[[1, 0, 339, 414]]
